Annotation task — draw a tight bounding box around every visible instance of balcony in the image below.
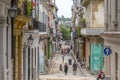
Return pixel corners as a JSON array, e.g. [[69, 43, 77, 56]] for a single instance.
[[33, 20, 46, 33], [81, 27, 105, 35]]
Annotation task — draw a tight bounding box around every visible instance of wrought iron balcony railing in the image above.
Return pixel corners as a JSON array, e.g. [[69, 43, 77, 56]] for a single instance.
[[33, 20, 46, 32]]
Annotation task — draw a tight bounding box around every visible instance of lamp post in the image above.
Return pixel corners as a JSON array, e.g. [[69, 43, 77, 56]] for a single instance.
[[8, 6, 18, 58], [27, 34, 34, 45], [8, 6, 18, 80]]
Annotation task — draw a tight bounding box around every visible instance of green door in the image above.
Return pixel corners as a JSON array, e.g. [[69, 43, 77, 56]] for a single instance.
[[48, 41, 50, 59], [90, 43, 103, 74]]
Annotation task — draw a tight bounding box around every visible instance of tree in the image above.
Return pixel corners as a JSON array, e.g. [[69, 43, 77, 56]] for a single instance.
[[59, 25, 70, 40]]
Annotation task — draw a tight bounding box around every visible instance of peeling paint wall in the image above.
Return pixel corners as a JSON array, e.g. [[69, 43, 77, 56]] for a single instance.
[[85, 1, 104, 28], [91, 1, 104, 28]]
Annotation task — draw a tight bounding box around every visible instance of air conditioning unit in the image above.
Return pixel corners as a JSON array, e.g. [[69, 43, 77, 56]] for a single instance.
[[105, 76, 111, 80]]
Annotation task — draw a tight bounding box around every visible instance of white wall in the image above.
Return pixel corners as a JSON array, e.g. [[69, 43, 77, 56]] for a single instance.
[[22, 32, 40, 80], [0, 23, 12, 80]]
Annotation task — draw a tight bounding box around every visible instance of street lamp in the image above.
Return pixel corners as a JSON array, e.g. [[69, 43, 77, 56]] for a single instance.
[[27, 35, 34, 45], [8, 6, 18, 58], [8, 6, 18, 18]]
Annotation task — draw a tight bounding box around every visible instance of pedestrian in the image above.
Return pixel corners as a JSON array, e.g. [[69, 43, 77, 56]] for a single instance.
[[80, 60, 85, 68], [76, 52, 79, 59], [70, 45, 72, 49], [59, 64, 63, 76], [97, 70, 105, 80], [64, 63, 68, 75], [61, 49, 63, 55], [73, 62, 77, 75], [67, 48, 70, 55]]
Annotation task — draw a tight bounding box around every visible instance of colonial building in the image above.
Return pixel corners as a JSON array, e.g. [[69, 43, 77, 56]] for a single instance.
[[0, 0, 12, 80], [81, 0, 105, 74], [0, 0, 58, 80], [101, 0, 120, 80], [71, 0, 83, 59]]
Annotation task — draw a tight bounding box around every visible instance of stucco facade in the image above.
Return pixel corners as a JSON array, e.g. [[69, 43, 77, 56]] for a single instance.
[[81, 0, 105, 74], [22, 31, 40, 80], [102, 36, 120, 80], [0, 0, 12, 80], [101, 0, 120, 80]]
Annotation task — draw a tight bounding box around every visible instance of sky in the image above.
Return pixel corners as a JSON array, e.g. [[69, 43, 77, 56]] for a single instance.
[[56, 0, 73, 18]]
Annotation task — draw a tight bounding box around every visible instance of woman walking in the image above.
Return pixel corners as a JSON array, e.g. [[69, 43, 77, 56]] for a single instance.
[[64, 63, 68, 75]]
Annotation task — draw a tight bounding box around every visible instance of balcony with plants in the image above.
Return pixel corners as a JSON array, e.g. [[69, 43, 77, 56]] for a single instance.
[[80, 17, 105, 35], [23, 0, 33, 16]]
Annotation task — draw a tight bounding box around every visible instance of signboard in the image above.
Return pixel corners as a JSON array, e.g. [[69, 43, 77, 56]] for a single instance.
[[104, 48, 111, 55]]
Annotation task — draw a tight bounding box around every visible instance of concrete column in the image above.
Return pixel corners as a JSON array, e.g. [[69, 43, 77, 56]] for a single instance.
[[0, 26, 5, 80], [15, 36, 18, 80]]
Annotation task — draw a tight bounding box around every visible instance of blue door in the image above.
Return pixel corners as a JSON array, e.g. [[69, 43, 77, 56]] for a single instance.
[[90, 43, 103, 74]]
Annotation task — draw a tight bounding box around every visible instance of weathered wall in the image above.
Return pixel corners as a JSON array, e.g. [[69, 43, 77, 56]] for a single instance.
[[0, 0, 12, 80], [91, 1, 104, 28], [104, 39, 120, 80], [85, 1, 104, 28]]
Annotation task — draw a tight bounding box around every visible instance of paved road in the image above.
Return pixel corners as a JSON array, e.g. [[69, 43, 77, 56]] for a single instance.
[[39, 53, 96, 80]]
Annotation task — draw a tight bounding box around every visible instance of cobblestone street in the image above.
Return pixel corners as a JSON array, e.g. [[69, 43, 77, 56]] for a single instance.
[[39, 52, 96, 80]]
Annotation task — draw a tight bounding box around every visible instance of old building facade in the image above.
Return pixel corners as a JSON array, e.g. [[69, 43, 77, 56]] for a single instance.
[[81, 0, 105, 74], [0, 0, 12, 80], [101, 0, 120, 80]]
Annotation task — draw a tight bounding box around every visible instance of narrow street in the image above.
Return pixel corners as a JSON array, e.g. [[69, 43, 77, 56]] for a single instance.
[[1, 0, 119, 80], [39, 51, 96, 80]]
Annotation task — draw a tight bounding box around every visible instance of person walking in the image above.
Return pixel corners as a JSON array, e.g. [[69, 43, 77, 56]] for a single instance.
[[76, 52, 79, 59], [73, 62, 77, 75], [59, 64, 63, 76], [64, 63, 68, 75]]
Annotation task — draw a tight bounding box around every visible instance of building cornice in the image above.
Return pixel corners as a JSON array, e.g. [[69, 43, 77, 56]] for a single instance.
[[82, 0, 104, 7], [101, 31, 120, 43]]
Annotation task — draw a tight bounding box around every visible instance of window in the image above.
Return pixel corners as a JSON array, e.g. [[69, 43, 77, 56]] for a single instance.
[[114, 0, 118, 27], [105, 0, 108, 28], [35, 47, 36, 66]]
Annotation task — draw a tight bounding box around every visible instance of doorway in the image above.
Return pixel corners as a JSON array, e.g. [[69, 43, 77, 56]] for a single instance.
[[115, 53, 118, 80]]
